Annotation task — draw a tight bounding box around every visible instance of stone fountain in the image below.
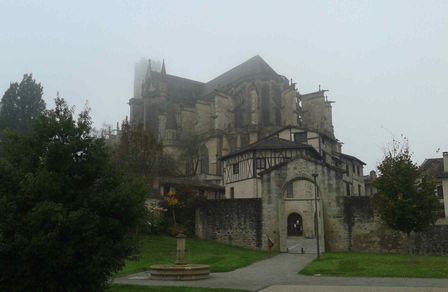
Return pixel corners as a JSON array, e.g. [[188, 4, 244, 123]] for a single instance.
[[149, 234, 210, 280]]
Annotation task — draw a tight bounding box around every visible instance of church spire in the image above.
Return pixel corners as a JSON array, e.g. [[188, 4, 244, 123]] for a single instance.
[[142, 59, 155, 97], [159, 59, 168, 95]]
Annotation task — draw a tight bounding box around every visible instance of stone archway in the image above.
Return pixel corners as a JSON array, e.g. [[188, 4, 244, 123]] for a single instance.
[[287, 212, 303, 237], [280, 176, 324, 254]]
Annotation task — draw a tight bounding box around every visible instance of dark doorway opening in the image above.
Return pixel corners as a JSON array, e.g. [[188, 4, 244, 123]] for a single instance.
[[287, 213, 303, 236]]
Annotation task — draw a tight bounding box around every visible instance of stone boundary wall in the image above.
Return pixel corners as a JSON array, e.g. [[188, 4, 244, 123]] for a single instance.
[[344, 197, 448, 255], [195, 199, 262, 249], [413, 225, 448, 255]]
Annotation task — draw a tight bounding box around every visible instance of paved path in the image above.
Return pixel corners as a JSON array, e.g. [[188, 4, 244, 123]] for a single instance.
[[114, 253, 448, 291], [262, 286, 448, 292]]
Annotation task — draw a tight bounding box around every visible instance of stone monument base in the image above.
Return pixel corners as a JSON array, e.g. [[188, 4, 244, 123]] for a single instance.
[[149, 264, 210, 280]]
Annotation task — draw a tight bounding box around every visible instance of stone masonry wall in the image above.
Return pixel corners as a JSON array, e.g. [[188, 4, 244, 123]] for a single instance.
[[345, 197, 448, 255], [344, 197, 407, 253], [195, 199, 262, 249], [413, 225, 448, 255]]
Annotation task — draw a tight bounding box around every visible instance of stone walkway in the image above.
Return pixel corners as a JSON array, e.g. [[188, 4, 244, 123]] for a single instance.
[[114, 253, 448, 291]]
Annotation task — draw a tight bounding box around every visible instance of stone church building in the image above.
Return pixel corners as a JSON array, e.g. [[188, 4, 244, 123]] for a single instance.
[[130, 56, 368, 252]]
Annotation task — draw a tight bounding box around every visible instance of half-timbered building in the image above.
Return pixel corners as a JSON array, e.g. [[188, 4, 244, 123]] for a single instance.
[[222, 136, 320, 198]]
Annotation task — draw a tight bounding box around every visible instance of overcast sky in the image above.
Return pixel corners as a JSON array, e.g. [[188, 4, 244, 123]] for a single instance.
[[1, 0, 447, 171]]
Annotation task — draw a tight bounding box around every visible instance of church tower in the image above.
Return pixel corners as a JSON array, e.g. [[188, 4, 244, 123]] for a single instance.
[[300, 90, 335, 138], [141, 59, 168, 138]]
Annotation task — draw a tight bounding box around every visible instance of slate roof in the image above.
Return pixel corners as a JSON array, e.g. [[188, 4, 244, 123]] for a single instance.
[[151, 71, 205, 104], [221, 136, 319, 159], [340, 153, 366, 165], [146, 55, 281, 103], [266, 125, 339, 142], [420, 158, 444, 178], [202, 55, 280, 94]]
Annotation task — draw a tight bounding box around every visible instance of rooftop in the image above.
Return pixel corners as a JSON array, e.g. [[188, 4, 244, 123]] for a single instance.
[[221, 136, 319, 160], [420, 158, 444, 178]]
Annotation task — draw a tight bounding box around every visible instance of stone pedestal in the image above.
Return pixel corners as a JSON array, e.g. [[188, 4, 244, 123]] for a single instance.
[[149, 234, 210, 281], [175, 234, 187, 265]]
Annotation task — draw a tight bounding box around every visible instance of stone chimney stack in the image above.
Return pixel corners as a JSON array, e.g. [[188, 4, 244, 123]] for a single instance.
[[443, 152, 448, 173]]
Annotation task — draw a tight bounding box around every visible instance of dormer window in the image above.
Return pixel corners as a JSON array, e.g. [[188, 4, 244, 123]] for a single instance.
[[293, 132, 307, 143]]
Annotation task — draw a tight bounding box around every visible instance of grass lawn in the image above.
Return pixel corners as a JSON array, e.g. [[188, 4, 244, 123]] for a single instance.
[[116, 235, 267, 276], [107, 284, 246, 292], [300, 252, 448, 278]]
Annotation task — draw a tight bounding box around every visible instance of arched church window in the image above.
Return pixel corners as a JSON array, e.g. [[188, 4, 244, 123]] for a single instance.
[[287, 213, 303, 236], [261, 84, 270, 126]]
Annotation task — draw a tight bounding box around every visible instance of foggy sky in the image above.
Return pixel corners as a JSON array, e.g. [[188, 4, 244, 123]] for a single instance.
[[1, 0, 447, 171]]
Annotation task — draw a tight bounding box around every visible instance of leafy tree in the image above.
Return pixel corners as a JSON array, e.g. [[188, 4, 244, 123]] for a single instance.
[[112, 120, 162, 179], [0, 97, 147, 291], [0, 74, 45, 134], [373, 139, 441, 238], [179, 132, 204, 176], [111, 120, 179, 188], [160, 185, 207, 236]]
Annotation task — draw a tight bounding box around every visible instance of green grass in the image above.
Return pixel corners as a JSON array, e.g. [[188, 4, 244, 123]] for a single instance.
[[117, 235, 268, 276], [300, 252, 448, 278], [108, 284, 246, 292]]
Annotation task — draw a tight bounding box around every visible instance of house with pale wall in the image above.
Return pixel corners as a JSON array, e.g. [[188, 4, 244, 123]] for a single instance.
[[420, 152, 448, 219]]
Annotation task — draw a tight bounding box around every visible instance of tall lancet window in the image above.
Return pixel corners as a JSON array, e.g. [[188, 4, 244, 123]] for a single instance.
[[249, 88, 258, 125]]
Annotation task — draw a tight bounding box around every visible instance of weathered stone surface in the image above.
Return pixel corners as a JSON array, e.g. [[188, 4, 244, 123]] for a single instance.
[[195, 199, 262, 249], [344, 196, 448, 255], [150, 264, 210, 281]]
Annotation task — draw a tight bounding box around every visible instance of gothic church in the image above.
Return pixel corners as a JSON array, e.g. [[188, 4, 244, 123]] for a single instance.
[[130, 55, 366, 252]]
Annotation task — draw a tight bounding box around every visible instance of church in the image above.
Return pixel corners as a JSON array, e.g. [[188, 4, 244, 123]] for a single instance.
[[129, 55, 367, 252]]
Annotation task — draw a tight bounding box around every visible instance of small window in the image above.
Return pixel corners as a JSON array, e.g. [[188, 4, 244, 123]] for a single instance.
[[346, 182, 351, 196], [358, 185, 362, 196], [230, 187, 235, 199], [352, 164, 356, 174], [233, 163, 239, 174], [346, 164, 349, 176], [286, 183, 293, 198], [357, 166, 361, 176], [293, 132, 307, 143], [322, 152, 327, 163], [437, 185, 444, 199], [256, 158, 266, 169]]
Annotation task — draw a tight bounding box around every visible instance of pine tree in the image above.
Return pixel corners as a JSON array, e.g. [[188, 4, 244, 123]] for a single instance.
[[0, 74, 45, 134]]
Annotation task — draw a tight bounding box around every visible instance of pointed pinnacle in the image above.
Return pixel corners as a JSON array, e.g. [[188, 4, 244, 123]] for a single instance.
[[161, 59, 166, 77]]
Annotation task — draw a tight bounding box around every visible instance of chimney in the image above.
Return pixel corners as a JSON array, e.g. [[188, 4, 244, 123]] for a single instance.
[[443, 152, 448, 172]]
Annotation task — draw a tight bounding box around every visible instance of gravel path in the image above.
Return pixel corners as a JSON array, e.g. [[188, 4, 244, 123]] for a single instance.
[[114, 253, 448, 291]]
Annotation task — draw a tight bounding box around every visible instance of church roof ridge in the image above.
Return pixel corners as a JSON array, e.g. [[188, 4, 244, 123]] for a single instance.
[[203, 55, 279, 94]]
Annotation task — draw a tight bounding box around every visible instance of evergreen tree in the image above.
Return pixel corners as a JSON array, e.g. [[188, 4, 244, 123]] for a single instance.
[[0, 97, 147, 291], [374, 139, 441, 237], [0, 74, 45, 134]]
